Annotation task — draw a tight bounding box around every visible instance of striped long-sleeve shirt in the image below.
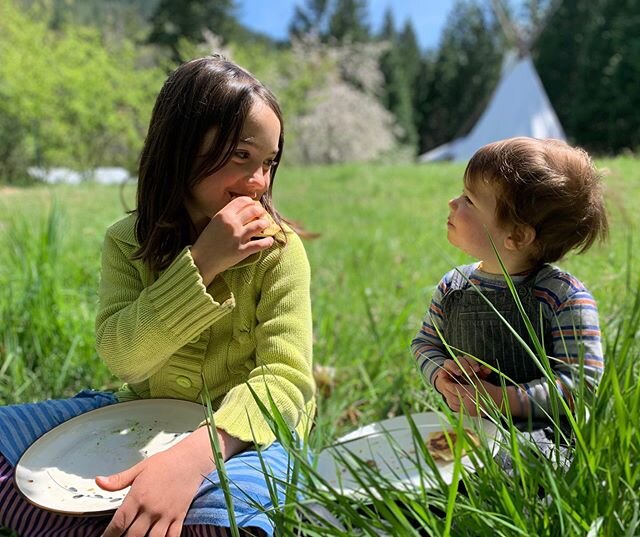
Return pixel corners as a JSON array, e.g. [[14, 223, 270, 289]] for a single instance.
[[411, 263, 604, 418]]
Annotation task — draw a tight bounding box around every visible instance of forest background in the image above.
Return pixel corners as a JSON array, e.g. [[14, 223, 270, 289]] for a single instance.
[[1, 0, 639, 184], [1, 2, 640, 535]]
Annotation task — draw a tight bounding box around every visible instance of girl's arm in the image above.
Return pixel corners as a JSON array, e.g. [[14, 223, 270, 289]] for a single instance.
[[97, 200, 276, 385], [95, 221, 235, 383], [211, 232, 315, 446], [97, 426, 249, 537]]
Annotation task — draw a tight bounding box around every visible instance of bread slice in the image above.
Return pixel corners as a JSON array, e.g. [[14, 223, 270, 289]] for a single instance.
[[426, 428, 480, 461], [253, 202, 280, 238]]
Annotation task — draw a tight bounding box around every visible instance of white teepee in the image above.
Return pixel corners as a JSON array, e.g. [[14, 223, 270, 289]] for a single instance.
[[419, 2, 565, 163]]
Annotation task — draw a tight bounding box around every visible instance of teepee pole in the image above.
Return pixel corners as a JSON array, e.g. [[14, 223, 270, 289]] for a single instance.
[[490, 0, 527, 56]]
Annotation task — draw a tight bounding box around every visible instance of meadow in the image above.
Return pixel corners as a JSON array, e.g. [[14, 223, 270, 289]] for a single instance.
[[1, 158, 639, 535]]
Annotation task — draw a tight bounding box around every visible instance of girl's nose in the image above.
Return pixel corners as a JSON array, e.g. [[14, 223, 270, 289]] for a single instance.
[[247, 166, 269, 188], [448, 197, 459, 209]]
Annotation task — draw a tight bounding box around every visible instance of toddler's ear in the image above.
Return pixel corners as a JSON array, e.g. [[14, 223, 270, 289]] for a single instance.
[[504, 224, 536, 251]]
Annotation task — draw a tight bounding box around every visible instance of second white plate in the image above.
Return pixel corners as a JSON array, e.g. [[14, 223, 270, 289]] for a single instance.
[[316, 411, 499, 497]]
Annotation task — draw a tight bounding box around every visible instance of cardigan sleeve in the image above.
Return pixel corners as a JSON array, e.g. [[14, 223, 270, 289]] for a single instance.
[[95, 228, 235, 384], [212, 233, 315, 446]]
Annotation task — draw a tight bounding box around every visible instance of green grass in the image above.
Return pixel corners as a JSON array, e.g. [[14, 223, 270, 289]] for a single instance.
[[0, 157, 638, 535]]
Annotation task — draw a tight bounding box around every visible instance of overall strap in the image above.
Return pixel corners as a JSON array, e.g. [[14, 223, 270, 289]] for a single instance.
[[449, 264, 476, 291]]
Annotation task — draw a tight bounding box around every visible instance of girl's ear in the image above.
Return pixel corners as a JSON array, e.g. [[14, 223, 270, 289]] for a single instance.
[[504, 224, 536, 251]]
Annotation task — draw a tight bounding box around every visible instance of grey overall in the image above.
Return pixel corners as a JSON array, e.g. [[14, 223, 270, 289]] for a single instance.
[[441, 266, 552, 386], [440, 266, 571, 469]]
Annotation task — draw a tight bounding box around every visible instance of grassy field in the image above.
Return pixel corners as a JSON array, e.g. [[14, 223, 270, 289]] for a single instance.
[[1, 158, 639, 535]]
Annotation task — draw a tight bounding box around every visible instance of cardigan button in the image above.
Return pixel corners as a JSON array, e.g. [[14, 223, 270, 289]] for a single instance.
[[176, 376, 192, 388], [233, 328, 251, 343]]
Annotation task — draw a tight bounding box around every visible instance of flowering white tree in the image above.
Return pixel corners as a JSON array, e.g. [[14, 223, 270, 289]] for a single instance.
[[184, 33, 400, 165], [287, 36, 400, 164]]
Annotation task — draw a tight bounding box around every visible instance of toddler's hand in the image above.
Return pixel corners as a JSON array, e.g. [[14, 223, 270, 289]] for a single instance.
[[433, 366, 463, 401], [443, 356, 491, 381], [191, 196, 275, 286], [439, 376, 504, 417]]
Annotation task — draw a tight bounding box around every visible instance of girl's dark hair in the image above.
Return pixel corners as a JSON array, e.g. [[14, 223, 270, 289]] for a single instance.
[[132, 56, 284, 272], [464, 137, 608, 264]]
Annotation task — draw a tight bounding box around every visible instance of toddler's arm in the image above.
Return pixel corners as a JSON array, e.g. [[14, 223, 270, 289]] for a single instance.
[[521, 275, 604, 418], [411, 275, 451, 387]]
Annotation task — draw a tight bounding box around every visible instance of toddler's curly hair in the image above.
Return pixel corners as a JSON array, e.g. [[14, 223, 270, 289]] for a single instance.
[[464, 137, 608, 264]]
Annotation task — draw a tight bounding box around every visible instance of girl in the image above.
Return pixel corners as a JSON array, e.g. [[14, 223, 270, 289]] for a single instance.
[[0, 56, 315, 537], [412, 137, 607, 438]]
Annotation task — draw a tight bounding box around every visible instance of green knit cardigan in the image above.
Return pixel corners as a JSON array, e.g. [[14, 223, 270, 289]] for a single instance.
[[95, 214, 315, 446]]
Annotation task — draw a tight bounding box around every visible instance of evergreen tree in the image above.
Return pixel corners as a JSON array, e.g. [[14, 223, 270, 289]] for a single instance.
[[413, 53, 436, 153], [534, 0, 594, 142], [398, 20, 421, 92], [328, 0, 370, 42], [536, 0, 640, 153], [378, 8, 417, 149], [289, 0, 332, 40], [573, 0, 640, 153], [148, 0, 239, 60], [416, 0, 503, 153], [380, 6, 394, 39]]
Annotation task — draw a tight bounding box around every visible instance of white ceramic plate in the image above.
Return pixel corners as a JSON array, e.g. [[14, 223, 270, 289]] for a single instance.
[[15, 399, 206, 515], [316, 412, 499, 497]]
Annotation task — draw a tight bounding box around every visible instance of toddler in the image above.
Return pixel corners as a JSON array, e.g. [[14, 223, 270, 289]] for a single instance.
[[412, 137, 607, 425]]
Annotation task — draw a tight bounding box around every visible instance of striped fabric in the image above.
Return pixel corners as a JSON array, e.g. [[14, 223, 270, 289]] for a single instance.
[[0, 392, 287, 536], [0, 462, 242, 537], [0, 390, 117, 466], [412, 263, 604, 418]]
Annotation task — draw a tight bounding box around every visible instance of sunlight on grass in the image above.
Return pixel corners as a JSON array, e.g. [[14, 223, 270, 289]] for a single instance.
[[0, 159, 638, 535]]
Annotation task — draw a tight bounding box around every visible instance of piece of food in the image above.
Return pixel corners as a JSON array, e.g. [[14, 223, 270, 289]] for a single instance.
[[252, 201, 280, 238], [364, 459, 378, 470], [426, 428, 480, 462]]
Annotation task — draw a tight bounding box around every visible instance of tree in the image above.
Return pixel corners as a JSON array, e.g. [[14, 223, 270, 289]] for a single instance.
[[17, 0, 160, 42], [534, 0, 595, 141], [328, 0, 370, 43], [286, 37, 397, 164], [573, 0, 640, 153], [0, 0, 163, 181], [378, 9, 418, 149], [290, 0, 370, 43], [148, 0, 239, 60], [416, 0, 504, 153], [535, 0, 640, 153], [289, 0, 332, 40], [413, 53, 436, 154], [398, 20, 422, 93]]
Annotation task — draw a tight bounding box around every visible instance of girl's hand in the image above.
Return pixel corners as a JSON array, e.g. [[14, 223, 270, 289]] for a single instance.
[[97, 449, 205, 537], [191, 196, 275, 286], [97, 427, 250, 537]]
